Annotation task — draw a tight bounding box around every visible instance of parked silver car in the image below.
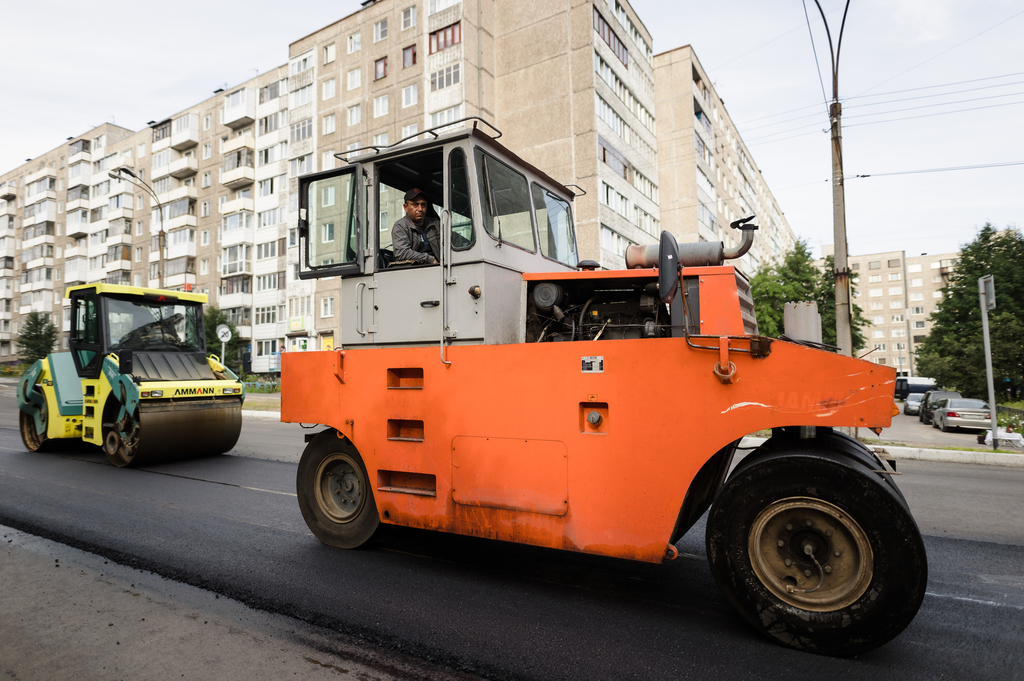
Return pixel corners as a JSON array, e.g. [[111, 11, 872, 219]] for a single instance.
[[932, 398, 992, 432], [903, 393, 924, 415]]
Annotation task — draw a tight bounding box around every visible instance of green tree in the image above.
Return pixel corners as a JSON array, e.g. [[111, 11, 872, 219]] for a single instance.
[[916, 225, 1024, 399], [17, 311, 58, 364], [204, 306, 246, 370], [750, 240, 867, 350], [817, 255, 869, 352], [750, 239, 819, 338]]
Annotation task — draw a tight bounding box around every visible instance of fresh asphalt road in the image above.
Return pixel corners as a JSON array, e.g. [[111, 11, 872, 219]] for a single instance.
[[1, 399, 1023, 680]]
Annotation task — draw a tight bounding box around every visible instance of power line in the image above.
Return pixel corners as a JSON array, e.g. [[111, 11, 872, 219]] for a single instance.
[[735, 71, 1024, 126], [771, 162, 1024, 191], [802, 0, 830, 108], [844, 100, 1024, 128], [844, 91, 1024, 120], [849, 161, 1024, 179], [740, 80, 1024, 134], [856, 9, 1024, 96]]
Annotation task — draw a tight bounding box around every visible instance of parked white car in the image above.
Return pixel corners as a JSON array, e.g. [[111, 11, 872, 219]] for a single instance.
[[932, 398, 991, 432]]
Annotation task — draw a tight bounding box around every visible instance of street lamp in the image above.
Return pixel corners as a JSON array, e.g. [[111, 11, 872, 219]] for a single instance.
[[109, 167, 164, 288]]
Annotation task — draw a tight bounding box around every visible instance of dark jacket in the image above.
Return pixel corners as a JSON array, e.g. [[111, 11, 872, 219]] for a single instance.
[[391, 213, 440, 264]]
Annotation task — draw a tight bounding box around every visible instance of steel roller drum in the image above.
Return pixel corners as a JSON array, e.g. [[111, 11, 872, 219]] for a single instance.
[[127, 398, 242, 466]]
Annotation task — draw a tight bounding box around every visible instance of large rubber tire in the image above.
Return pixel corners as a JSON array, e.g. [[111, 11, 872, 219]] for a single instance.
[[706, 449, 927, 657], [296, 431, 380, 549], [939, 419, 950, 433], [19, 409, 48, 452]]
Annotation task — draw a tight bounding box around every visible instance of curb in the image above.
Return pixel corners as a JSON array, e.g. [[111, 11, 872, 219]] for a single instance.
[[241, 410, 284, 421], [877, 445, 1024, 468]]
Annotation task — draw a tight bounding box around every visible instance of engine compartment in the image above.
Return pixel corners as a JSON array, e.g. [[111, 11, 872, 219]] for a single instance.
[[525, 277, 675, 342]]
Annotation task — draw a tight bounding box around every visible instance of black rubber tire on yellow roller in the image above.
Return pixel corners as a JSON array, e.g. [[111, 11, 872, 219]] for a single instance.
[[706, 448, 928, 657], [296, 430, 381, 549], [19, 409, 48, 452]]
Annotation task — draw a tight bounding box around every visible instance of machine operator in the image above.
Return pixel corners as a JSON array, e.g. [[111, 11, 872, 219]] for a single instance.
[[392, 188, 440, 265]]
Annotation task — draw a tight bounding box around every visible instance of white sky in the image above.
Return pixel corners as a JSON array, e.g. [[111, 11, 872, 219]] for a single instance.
[[1, 0, 1021, 259]]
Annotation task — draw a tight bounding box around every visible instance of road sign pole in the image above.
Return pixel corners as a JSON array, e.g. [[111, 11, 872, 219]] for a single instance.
[[979, 275, 998, 451]]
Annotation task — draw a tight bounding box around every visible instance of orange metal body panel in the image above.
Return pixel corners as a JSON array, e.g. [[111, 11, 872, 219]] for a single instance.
[[282, 325, 895, 564]]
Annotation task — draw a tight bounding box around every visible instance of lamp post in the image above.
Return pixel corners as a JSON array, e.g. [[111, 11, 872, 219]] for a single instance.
[[109, 167, 164, 288]]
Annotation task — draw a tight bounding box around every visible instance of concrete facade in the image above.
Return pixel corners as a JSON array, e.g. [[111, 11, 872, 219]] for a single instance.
[[653, 46, 796, 275], [818, 246, 957, 376], [0, 0, 792, 373]]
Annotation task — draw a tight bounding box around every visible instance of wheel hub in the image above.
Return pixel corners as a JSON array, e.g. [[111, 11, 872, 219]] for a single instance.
[[748, 496, 873, 611], [315, 454, 365, 523]]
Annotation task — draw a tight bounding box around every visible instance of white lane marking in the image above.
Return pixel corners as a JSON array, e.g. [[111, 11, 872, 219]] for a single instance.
[[926, 591, 1024, 610]]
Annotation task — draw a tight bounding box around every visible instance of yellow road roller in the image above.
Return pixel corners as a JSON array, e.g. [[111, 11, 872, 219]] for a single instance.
[[17, 284, 244, 466]]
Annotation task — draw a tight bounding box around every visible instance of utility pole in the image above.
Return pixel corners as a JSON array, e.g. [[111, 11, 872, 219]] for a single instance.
[[830, 100, 852, 356], [813, 0, 854, 356]]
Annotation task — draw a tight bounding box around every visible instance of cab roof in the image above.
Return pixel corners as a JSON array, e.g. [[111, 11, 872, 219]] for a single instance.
[[64, 283, 208, 304]]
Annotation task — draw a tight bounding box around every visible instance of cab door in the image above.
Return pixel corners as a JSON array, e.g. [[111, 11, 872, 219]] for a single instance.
[[69, 289, 103, 379]]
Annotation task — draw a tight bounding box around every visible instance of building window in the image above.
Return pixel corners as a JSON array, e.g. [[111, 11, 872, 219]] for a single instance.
[[911, 306, 925, 315], [868, 261, 881, 270], [869, 275, 881, 283], [290, 118, 313, 143], [375, 57, 388, 80], [429, 22, 461, 54], [322, 150, 336, 170], [403, 45, 417, 68], [430, 64, 460, 91], [347, 68, 361, 90], [888, 258, 901, 268], [374, 19, 388, 42], [888, 286, 903, 296], [401, 123, 418, 140], [290, 84, 313, 108], [321, 223, 334, 243], [373, 133, 389, 146], [322, 78, 336, 100], [201, 201, 210, 217], [323, 114, 336, 135], [428, 0, 458, 14], [600, 224, 634, 258], [348, 104, 362, 126], [430, 103, 463, 127], [910, 278, 923, 287], [889, 272, 901, 281], [290, 155, 313, 176], [374, 95, 389, 117], [202, 172, 211, 188], [593, 7, 628, 67], [402, 6, 417, 29], [402, 84, 418, 107], [203, 143, 211, 159], [913, 321, 926, 329], [321, 296, 335, 318], [323, 43, 336, 64], [348, 32, 361, 53]]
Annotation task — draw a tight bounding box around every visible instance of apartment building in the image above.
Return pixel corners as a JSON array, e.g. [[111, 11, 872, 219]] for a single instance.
[[818, 246, 957, 376], [0, 0, 793, 373], [653, 46, 796, 275]]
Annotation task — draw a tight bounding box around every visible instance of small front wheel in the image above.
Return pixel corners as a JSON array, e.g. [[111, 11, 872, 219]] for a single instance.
[[296, 431, 380, 549], [706, 448, 927, 656]]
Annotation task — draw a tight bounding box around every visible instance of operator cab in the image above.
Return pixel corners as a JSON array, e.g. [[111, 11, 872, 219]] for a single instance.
[[296, 119, 580, 348]]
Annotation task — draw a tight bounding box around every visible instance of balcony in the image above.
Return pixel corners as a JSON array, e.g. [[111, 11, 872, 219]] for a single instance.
[[222, 224, 254, 247], [168, 156, 198, 178], [66, 198, 88, 213], [0, 244, 15, 260], [164, 273, 197, 289], [67, 221, 89, 238], [171, 114, 200, 150], [222, 93, 256, 130], [155, 185, 197, 207], [166, 213, 197, 231], [26, 167, 56, 185], [65, 270, 87, 285], [23, 257, 55, 271], [222, 166, 255, 189], [0, 185, 15, 201], [220, 197, 254, 215], [167, 240, 197, 259], [68, 149, 92, 167], [108, 205, 133, 221], [22, 233, 55, 250], [24, 204, 57, 226], [220, 292, 253, 309], [0, 202, 14, 217], [223, 135, 254, 154], [105, 259, 132, 274]]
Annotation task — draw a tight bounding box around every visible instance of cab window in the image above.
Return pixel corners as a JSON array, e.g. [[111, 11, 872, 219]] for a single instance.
[[531, 183, 578, 267], [475, 148, 535, 252]]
